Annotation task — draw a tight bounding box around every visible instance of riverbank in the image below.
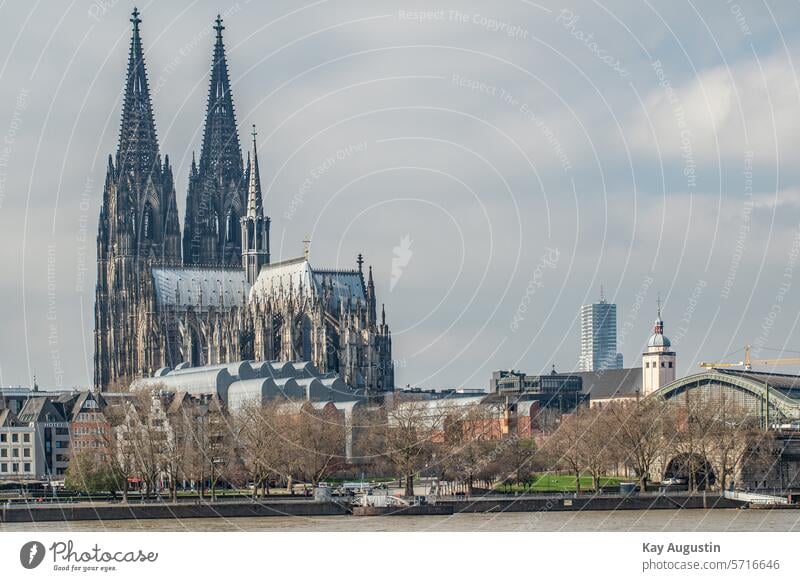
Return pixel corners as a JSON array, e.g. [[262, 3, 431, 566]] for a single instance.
[[0, 493, 745, 523], [0, 499, 349, 523]]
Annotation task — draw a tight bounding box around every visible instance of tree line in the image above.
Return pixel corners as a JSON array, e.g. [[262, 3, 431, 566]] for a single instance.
[[65, 390, 775, 499]]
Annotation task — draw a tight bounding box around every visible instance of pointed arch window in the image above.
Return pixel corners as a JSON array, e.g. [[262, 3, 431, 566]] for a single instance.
[[142, 202, 153, 240], [211, 210, 220, 239], [190, 327, 203, 367], [226, 208, 238, 243]]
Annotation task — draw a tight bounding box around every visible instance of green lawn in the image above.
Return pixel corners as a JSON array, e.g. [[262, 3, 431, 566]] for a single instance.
[[496, 474, 627, 493]]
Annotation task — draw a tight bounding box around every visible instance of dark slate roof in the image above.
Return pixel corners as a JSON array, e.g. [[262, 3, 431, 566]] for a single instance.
[[17, 397, 66, 424], [0, 409, 19, 427], [717, 369, 800, 400], [54, 392, 79, 420], [575, 367, 643, 399], [69, 391, 107, 421]]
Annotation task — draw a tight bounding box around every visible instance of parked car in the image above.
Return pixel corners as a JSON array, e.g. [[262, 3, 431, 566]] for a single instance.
[[661, 477, 688, 486]]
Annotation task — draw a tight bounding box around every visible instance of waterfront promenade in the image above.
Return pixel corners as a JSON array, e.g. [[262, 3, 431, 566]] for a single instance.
[[0, 492, 745, 523]]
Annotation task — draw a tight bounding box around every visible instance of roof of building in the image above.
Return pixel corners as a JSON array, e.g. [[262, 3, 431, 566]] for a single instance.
[[250, 257, 365, 309], [151, 266, 250, 309], [0, 409, 18, 427], [716, 368, 800, 400], [647, 332, 671, 348], [17, 397, 66, 424], [312, 269, 365, 309], [575, 367, 643, 399], [70, 390, 106, 421]]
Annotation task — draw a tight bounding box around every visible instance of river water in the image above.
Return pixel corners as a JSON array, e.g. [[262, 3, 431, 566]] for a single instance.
[[3, 509, 800, 532]]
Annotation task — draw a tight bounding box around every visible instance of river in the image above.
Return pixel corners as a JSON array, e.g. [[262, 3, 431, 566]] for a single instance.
[[3, 509, 800, 532]]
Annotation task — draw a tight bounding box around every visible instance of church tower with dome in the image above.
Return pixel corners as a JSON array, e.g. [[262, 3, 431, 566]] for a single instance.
[[642, 299, 676, 396]]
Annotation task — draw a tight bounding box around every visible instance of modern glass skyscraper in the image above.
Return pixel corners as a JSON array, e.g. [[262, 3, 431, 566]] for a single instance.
[[579, 295, 623, 372]]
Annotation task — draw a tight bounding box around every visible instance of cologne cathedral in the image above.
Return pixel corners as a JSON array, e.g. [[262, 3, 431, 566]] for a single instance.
[[94, 10, 393, 394]]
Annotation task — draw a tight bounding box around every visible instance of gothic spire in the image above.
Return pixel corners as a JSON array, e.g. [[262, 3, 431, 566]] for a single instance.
[[117, 7, 160, 177], [199, 14, 242, 181], [366, 265, 376, 322], [246, 124, 262, 218]]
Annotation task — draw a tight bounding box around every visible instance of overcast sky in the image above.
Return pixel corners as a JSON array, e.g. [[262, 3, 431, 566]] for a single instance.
[[2, 0, 800, 390]]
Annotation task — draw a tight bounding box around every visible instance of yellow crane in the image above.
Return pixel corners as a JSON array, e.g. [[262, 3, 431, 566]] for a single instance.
[[699, 345, 800, 371]]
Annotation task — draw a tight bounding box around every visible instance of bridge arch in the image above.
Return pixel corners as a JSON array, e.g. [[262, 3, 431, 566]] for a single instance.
[[664, 453, 716, 490]]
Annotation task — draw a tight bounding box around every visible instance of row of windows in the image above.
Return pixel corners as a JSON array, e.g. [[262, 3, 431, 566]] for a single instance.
[[0, 448, 31, 458], [73, 427, 106, 436], [645, 361, 673, 369], [75, 413, 104, 422], [0, 433, 31, 443], [0, 463, 31, 473], [75, 440, 103, 449]]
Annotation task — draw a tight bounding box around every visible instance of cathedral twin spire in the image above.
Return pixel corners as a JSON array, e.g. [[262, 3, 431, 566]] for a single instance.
[[184, 12, 254, 267], [108, 7, 180, 264], [110, 7, 267, 271], [117, 8, 160, 178], [198, 15, 243, 183], [96, 9, 389, 393]]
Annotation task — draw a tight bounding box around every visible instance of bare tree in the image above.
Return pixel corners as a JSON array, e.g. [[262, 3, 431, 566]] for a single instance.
[[234, 399, 287, 497], [579, 406, 616, 492], [543, 411, 585, 493], [120, 391, 167, 498], [161, 395, 196, 502], [442, 403, 501, 495], [372, 399, 446, 496], [186, 396, 234, 501], [99, 403, 138, 503], [710, 395, 773, 491], [606, 398, 668, 491], [665, 393, 721, 491], [284, 403, 346, 487], [491, 435, 539, 491]]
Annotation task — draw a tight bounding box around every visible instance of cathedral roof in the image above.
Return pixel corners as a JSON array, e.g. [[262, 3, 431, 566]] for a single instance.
[[152, 266, 250, 309], [249, 257, 366, 309]]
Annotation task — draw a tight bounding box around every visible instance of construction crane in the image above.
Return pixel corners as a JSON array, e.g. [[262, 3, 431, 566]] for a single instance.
[[699, 345, 800, 371]]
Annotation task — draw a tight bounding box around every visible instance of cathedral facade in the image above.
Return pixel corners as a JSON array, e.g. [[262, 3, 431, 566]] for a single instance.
[[94, 10, 393, 394]]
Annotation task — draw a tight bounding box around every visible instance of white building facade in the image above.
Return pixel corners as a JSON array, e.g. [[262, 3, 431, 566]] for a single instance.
[[642, 307, 676, 396], [579, 298, 623, 372]]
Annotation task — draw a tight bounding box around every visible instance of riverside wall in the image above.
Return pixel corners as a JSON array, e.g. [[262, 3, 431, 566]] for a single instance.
[[441, 493, 744, 513], [0, 500, 350, 523], [0, 494, 747, 523]]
